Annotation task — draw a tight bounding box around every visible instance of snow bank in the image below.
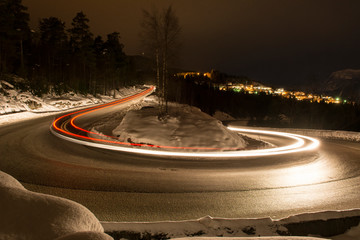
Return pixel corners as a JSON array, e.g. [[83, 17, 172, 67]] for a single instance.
[[112, 103, 247, 151], [0, 77, 141, 115], [212, 110, 236, 121], [0, 170, 112, 240], [103, 210, 360, 240], [236, 126, 360, 142], [333, 223, 360, 240], [171, 237, 328, 240], [54, 231, 113, 240], [0, 77, 143, 127]]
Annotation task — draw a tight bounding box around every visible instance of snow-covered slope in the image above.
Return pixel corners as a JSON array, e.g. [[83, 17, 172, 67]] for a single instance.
[[0, 77, 138, 115], [0, 77, 143, 128]]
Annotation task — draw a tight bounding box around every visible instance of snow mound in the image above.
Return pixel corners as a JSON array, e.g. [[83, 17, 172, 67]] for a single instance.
[[112, 104, 247, 151], [54, 231, 113, 240], [0, 171, 112, 240], [0, 171, 25, 190], [212, 110, 236, 121], [171, 237, 328, 240]]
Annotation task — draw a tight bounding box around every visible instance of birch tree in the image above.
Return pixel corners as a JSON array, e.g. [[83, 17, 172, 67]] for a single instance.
[[141, 5, 181, 116]]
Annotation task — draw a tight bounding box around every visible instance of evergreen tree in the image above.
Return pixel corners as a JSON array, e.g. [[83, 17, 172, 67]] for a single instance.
[[92, 33, 127, 95], [68, 11, 95, 92], [93, 35, 106, 94], [0, 0, 30, 75], [104, 32, 126, 95], [38, 17, 68, 93]]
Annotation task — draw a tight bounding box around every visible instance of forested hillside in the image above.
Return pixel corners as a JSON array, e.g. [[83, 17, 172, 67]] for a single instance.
[[168, 75, 360, 132], [0, 0, 151, 96]]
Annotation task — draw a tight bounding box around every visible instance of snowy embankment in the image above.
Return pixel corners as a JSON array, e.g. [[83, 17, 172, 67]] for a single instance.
[[102, 210, 360, 240], [234, 125, 360, 142], [0, 78, 141, 127]]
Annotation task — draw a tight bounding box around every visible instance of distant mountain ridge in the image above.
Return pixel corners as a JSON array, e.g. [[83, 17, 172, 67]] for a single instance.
[[324, 69, 360, 102]]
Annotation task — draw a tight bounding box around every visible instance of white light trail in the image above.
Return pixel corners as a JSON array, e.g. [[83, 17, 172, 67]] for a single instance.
[[51, 126, 320, 158], [50, 86, 320, 158]]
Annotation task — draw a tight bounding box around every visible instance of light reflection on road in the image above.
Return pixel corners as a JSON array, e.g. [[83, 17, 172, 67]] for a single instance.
[[275, 160, 333, 187]]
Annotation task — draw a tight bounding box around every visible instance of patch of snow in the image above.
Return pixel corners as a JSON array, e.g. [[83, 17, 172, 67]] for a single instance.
[[0, 170, 25, 190], [111, 103, 247, 151], [54, 231, 113, 240], [171, 237, 329, 240], [237, 126, 360, 142], [212, 110, 236, 121], [280, 209, 360, 223], [102, 210, 360, 240], [0, 111, 55, 127], [103, 216, 274, 239], [333, 223, 360, 240], [0, 170, 112, 240], [0, 80, 14, 89]]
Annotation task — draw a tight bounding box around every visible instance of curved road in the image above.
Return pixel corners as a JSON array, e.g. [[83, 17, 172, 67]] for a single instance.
[[1, 93, 360, 221]]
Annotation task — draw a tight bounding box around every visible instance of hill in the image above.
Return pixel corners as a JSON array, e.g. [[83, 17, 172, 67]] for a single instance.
[[324, 69, 360, 102]]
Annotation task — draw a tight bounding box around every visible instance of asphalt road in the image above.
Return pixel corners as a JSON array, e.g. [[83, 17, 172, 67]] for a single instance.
[[1, 102, 360, 221]]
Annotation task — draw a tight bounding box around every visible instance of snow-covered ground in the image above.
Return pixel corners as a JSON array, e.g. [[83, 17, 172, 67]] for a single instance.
[[108, 96, 247, 151], [0, 170, 112, 240], [0, 77, 141, 127], [235, 125, 360, 142], [102, 210, 360, 240], [172, 238, 329, 240]]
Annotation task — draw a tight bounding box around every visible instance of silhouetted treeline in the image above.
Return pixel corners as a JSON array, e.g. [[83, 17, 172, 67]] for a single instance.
[[168, 76, 360, 131], [0, 0, 145, 96]]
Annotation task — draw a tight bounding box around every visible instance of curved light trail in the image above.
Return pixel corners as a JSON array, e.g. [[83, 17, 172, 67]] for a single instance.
[[50, 86, 320, 158]]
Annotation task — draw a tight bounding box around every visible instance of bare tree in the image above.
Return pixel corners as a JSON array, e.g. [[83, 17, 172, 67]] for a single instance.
[[141, 5, 181, 116]]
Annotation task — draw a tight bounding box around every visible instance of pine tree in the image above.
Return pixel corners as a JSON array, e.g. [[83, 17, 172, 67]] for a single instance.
[[93, 35, 105, 95], [0, 0, 30, 75], [38, 17, 68, 92], [68, 11, 95, 93], [104, 32, 126, 95]]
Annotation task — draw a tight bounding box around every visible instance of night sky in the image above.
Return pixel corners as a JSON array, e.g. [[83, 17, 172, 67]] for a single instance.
[[23, 0, 360, 87]]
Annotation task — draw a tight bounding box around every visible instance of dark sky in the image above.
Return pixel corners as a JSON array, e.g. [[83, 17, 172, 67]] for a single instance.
[[23, 0, 360, 87]]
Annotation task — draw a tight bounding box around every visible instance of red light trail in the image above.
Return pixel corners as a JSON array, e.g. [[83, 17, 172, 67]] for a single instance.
[[51, 86, 319, 156]]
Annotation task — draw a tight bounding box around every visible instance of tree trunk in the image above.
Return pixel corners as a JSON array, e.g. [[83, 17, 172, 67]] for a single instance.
[[162, 50, 166, 114], [156, 48, 161, 107]]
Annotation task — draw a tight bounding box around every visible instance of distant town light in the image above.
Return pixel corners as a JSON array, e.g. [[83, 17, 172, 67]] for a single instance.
[[176, 71, 351, 105]]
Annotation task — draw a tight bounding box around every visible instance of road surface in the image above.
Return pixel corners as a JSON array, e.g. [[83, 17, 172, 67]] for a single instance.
[[0, 91, 359, 221]]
